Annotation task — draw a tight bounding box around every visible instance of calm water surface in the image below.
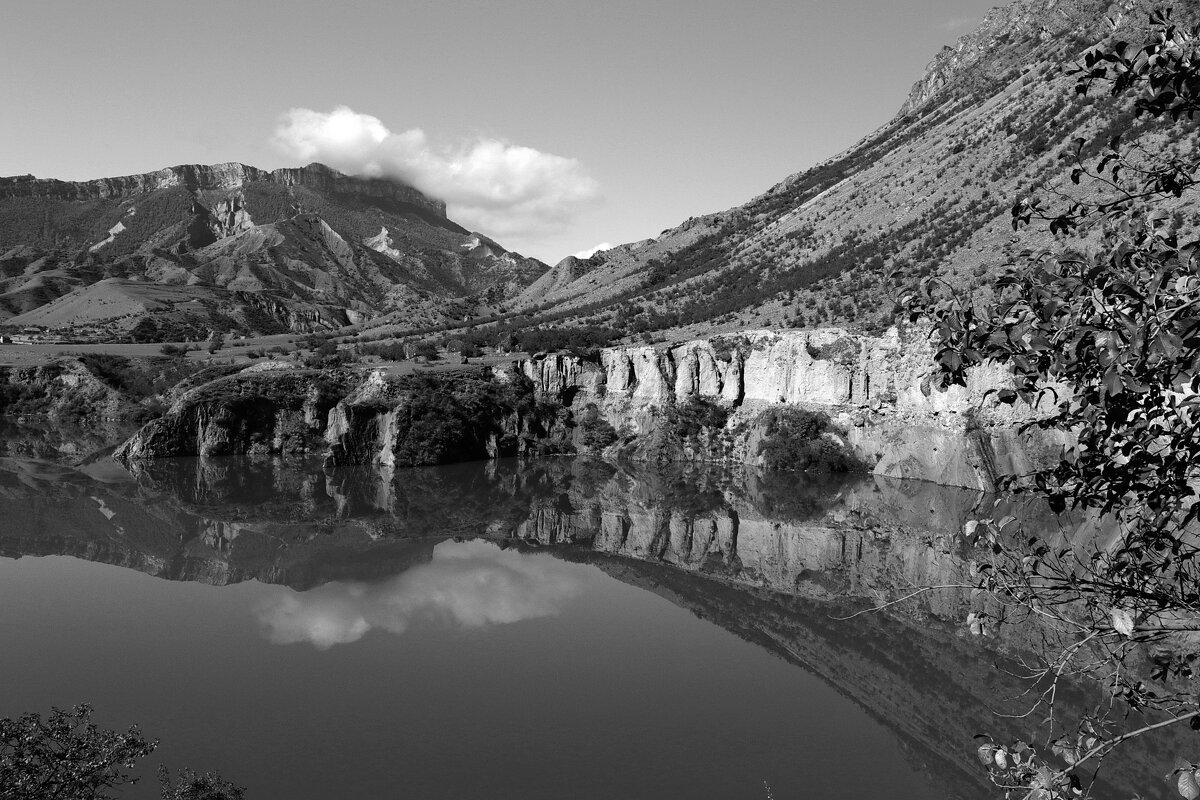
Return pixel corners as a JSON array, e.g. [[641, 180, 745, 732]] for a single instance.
[[0, 452, 1097, 799]]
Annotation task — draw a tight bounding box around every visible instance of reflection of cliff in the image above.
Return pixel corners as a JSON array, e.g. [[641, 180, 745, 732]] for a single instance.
[[0, 453, 1045, 609], [0, 453, 1177, 799]]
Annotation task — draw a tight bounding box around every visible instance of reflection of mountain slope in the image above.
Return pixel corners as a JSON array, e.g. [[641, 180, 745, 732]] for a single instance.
[[585, 555, 1000, 800], [0, 452, 1181, 799]]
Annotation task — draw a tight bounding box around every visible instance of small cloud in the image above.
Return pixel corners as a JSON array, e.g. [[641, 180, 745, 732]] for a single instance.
[[939, 17, 977, 31], [271, 106, 601, 245], [572, 242, 611, 259], [256, 540, 583, 649]]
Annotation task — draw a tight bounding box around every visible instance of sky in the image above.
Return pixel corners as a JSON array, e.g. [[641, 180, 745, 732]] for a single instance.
[[1, 0, 1005, 263]]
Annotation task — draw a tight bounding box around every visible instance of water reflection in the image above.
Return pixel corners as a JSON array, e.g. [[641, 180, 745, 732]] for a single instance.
[[0, 452, 1172, 800], [257, 539, 583, 648]]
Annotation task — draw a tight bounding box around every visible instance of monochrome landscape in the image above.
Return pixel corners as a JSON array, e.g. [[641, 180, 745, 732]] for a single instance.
[[1, 1, 1198, 798]]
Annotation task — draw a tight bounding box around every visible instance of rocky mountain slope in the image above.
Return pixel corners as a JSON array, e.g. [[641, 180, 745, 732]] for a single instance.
[[498, 0, 1199, 341], [0, 162, 547, 338]]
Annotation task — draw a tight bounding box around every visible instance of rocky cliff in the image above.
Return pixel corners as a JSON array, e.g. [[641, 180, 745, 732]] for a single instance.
[[114, 365, 571, 467], [109, 325, 1060, 492], [0, 162, 446, 218], [521, 327, 1065, 490]]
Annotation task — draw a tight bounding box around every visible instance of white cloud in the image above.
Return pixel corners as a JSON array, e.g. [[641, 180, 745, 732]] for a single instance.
[[256, 539, 583, 649], [939, 17, 977, 31], [571, 242, 611, 259], [271, 106, 600, 244]]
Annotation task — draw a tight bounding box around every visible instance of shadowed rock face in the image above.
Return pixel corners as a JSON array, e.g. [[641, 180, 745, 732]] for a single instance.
[[115, 367, 569, 465], [0, 451, 1180, 799]]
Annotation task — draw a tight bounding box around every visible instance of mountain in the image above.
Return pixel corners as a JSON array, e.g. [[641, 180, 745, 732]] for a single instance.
[[503, 0, 1197, 340], [0, 162, 547, 338]]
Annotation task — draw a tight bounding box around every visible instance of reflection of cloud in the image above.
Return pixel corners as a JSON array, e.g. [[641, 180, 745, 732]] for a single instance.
[[256, 540, 582, 649]]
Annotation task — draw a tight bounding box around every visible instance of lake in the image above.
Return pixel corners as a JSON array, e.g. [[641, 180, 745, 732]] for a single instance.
[[0, 453, 1164, 799]]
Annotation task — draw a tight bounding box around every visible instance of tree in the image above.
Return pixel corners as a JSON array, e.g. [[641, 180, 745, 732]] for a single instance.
[[912, 8, 1200, 798], [158, 767, 245, 800], [0, 704, 156, 800], [0, 705, 245, 800]]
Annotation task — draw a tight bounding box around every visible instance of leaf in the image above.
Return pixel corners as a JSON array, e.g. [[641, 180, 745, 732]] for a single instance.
[[1112, 607, 1136, 637], [1179, 769, 1200, 800]]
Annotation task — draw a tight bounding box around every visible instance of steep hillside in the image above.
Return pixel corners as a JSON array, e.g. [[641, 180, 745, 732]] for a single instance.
[[499, 0, 1199, 341], [0, 162, 547, 338]]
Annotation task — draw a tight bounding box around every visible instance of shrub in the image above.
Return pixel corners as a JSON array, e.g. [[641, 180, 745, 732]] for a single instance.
[[0, 704, 155, 800], [755, 407, 860, 472], [578, 405, 618, 450], [669, 397, 729, 438]]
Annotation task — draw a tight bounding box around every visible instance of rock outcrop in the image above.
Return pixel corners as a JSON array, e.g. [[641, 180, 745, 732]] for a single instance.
[[113, 370, 355, 461], [115, 366, 570, 468], [109, 326, 1062, 491], [520, 327, 1065, 490], [0, 162, 446, 219]]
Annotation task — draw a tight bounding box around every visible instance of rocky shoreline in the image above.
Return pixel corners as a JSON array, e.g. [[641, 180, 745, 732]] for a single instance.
[[72, 326, 1061, 490]]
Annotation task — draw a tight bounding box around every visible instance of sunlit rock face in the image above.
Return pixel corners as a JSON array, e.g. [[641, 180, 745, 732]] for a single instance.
[[111, 324, 1062, 491], [522, 327, 1066, 490]]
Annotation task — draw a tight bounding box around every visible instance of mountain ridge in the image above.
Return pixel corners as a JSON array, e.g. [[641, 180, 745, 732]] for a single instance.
[[490, 0, 1194, 347], [0, 161, 548, 337]]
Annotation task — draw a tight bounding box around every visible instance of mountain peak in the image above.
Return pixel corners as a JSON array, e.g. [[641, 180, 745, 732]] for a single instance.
[[897, 0, 1126, 118]]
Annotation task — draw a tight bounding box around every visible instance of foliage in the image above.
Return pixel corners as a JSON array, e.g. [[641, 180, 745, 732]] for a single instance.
[[578, 404, 619, 450], [78, 354, 205, 403], [375, 372, 558, 465], [755, 407, 860, 473], [158, 767, 245, 800], [410, 340, 439, 360], [668, 397, 729, 438], [911, 9, 1200, 798], [0, 704, 156, 800]]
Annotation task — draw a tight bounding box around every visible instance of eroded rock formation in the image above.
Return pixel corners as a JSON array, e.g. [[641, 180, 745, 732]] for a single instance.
[[521, 327, 1065, 489]]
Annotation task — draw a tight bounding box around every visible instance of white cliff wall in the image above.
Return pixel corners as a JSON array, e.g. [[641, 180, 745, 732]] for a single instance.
[[520, 327, 1065, 491]]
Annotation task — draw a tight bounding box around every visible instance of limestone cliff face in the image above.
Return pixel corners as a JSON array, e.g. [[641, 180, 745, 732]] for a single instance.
[[113, 326, 1061, 491], [0, 162, 446, 218], [521, 327, 1064, 490]]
